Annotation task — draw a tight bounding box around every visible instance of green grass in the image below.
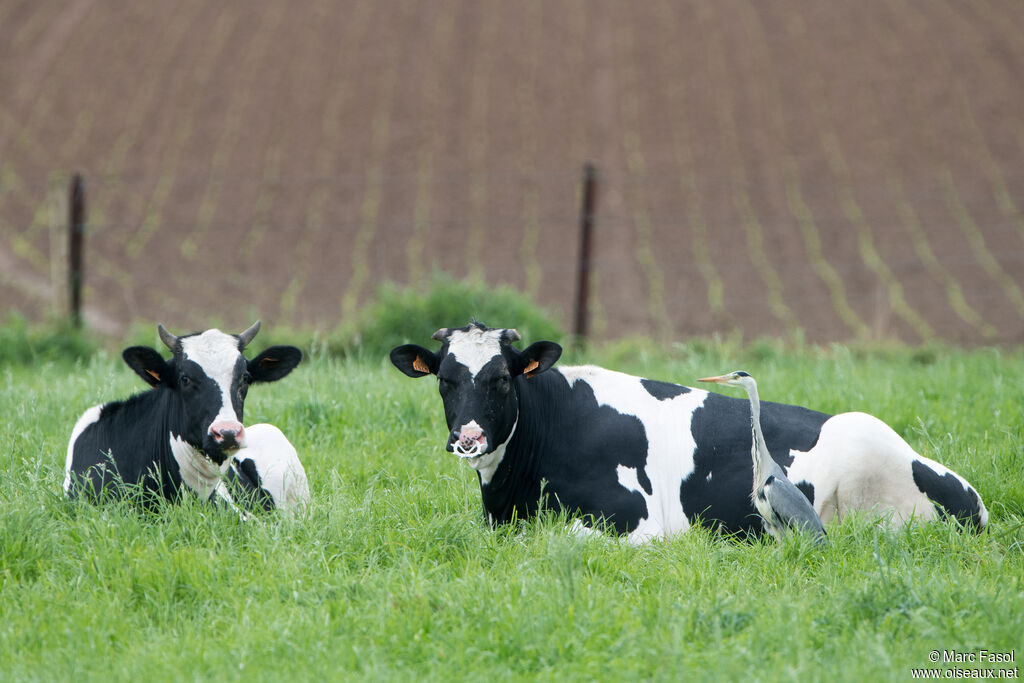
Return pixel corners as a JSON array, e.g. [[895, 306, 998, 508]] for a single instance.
[[1, 340, 1022, 681]]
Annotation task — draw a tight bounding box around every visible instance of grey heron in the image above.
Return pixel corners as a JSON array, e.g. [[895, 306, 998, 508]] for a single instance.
[[698, 370, 828, 545]]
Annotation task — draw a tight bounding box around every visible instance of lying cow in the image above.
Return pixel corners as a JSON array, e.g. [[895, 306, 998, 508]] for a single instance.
[[390, 322, 987, 542], [65, 321, 308, 511]]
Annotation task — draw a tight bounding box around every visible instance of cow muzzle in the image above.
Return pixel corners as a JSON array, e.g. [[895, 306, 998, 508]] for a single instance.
[[450, 421, 488, 458], [209, 421, 246, 451]]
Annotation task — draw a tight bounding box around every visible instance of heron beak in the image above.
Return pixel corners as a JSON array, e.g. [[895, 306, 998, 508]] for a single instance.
[[698, 374, 729, 384]]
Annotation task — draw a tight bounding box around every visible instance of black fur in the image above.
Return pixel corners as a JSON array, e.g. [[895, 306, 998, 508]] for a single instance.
[[911, 459, 984, 530]]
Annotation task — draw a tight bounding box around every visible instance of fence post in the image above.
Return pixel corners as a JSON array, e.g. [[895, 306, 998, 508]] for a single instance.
[[69, 173, 85, 328], [573, 162, 598, 347]]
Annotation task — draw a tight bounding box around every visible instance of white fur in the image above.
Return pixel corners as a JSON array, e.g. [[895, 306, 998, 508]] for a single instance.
[[170, 434, 229, 500], [232, 424, 309, 510], [180, 329, 244, 434], [558, 366, 705, 543], [472, 420, 517, 486], [785, 412, 987, 527], [64, 405, 103, 493], [446, 327, 509, 377]]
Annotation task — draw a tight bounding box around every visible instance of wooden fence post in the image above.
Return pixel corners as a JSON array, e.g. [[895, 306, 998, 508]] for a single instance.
[[69, 173, 85, 328], [573, 163, 598, 347]]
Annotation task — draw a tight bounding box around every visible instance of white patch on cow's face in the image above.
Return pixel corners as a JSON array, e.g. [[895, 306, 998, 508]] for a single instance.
[[446, 327, 508, 377], [65, 404, 103, 493], [180, 329, 243, 427], [170, 434, 229, 500]]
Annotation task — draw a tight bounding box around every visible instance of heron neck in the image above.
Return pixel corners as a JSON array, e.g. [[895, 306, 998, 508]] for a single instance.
[[745, 382, 773, 483]]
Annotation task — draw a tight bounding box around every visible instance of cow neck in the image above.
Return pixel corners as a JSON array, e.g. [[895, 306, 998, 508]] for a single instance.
[[477, 370, 554, 525], [151, 385, 227, 500]]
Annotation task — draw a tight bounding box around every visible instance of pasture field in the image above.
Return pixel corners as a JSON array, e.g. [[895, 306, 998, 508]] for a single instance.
[[1, 339, 1022, 681]]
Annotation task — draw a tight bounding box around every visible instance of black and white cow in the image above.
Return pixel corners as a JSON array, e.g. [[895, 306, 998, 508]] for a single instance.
[[65, 322, 308, 511], [391, 322, 987, 542]]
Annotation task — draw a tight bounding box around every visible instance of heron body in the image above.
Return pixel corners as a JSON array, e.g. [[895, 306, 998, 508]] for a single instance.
[[699, 371, 828, 545]]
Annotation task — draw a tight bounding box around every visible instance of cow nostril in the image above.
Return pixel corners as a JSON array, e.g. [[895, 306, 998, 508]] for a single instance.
[[209, 422, 245, 447]]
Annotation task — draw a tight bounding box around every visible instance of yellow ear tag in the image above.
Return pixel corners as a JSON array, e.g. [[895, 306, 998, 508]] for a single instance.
[[523, 360, 540, 377], [413, 356, 431, 374], [146, 370, 161, 382]]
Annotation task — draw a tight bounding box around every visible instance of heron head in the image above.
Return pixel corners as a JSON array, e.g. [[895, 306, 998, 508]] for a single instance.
[[698, 370, 754, 389]]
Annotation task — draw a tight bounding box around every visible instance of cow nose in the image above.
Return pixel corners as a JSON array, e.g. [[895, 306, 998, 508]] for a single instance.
[[452, 422, 487, 456], [210, 421, 245, 449]]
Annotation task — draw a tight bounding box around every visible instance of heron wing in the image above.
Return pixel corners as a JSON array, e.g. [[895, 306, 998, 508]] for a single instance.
[[762, 475, 828, 543]]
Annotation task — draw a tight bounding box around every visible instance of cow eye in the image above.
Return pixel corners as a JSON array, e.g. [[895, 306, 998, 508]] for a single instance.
[[179, 375, 192, 388], [242, 371, 253, 385]]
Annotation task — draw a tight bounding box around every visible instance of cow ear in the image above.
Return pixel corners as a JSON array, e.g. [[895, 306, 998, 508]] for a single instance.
[[514, 341, 562, 378], [390, 344, 439, 378], [248, 346, 303, 383], [122, 346, 171, 387]]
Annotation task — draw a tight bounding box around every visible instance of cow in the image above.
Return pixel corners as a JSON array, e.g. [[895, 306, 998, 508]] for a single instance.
[[390, 322, 987, 542], [65, 321, 308, 512]]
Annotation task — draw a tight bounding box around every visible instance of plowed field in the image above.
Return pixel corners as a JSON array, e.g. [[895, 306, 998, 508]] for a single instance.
[[2, 1, 1023, 345]]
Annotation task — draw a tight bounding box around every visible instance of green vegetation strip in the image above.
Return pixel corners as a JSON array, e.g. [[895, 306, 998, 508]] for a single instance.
[[1, 322, 1021, 680]]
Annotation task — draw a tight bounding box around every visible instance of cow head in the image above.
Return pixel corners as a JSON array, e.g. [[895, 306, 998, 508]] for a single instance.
[[121, 321, 302, 464], [390, 322, 561, 469]]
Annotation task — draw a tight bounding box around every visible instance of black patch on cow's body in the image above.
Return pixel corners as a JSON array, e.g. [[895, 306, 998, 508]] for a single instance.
[[480, 370, 651, 534], [223, 457, 276, 511], [681, 392, 831, 535], [68, 392, 188, 505], [640, 379, 690, 401], [910, 460, 983, 530], [795, 481, 816, 506]]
